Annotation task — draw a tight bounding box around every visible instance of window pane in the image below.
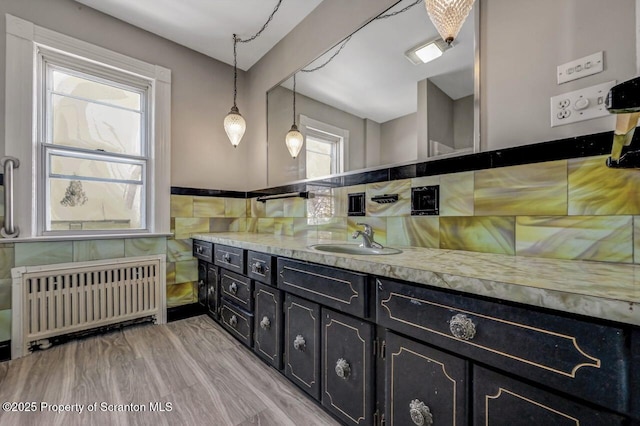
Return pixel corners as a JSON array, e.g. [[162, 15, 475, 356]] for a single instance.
[[52, 69, 141, 110], [52, 93, 142, 155], [307, 137, 333, 155], [307, 151, 332, 179], [50, 154, 143, 183], [49, 178, 143, 231]]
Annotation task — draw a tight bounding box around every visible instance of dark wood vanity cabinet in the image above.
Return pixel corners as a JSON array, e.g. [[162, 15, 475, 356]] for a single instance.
[[284, 293, 321, 400], [386, 332, 468, 426], [253, 282, 283, 369], [192, 241, 639, 425], [322, 309, 375, 426], [197, 261, 207, 308], [194, 240, 218, 318]]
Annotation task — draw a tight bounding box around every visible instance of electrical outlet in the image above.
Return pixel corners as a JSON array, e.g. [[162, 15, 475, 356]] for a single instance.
[[550, 80, 616, 127], [557, 51, 604, 84]]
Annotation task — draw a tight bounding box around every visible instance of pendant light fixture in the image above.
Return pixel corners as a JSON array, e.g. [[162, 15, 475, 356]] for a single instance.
[[424, 0, 475, 45], [223, 34, 246, 148], [223, 0, 284, 148], [285, 74, 304, 159]]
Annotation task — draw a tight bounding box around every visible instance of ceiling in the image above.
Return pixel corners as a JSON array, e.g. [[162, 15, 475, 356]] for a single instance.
[[74, 0, 324, 70]]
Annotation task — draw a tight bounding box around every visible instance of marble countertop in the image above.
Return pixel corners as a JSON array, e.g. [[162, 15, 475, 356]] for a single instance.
[[193, 232, 640, 327]]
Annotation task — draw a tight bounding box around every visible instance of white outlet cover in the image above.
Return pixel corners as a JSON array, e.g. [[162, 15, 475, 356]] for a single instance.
[[550, 80, 616, 127], [557, 51, 604, 84]]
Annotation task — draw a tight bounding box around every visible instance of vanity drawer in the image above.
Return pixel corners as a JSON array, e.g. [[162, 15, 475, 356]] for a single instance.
[[214, 244, 246, 273], [277, 258, 368, 318], [193, 240, 213, 263], [220, 269, 253, 312], [247, 250, 275, 286], [376, 278, 630, 414], [220, 299, 253, 348]]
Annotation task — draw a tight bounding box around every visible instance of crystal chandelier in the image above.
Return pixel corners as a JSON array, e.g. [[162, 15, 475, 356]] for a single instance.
[[424, 0, 475, 45], [285, 74, 304, 158], [223, 34, 246, 148]]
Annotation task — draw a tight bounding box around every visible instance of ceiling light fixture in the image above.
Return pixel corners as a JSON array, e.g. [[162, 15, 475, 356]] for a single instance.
[[285, 74, 304, 159], [424, 0, 475, 45], [405, 38, 450, 65], [223, 0, 284, 148], [223, 34, 245, 148]]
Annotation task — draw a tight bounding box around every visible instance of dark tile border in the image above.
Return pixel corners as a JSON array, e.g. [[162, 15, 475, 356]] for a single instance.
[[0, 174, 3, 186], [172, 131, 619, 199], [167, 303, 205, 322]]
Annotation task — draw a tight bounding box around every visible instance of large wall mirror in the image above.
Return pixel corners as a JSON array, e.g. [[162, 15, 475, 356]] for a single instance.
[[267, 0, 479, 186]]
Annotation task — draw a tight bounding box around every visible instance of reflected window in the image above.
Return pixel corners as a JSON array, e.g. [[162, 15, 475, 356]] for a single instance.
[[300, 115, 347, 180]]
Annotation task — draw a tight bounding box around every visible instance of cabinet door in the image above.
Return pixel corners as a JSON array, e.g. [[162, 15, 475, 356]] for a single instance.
[[322, 309, 374, 426], [284, 294, 321, 400], [386, 332, 467, 426], [206, 264, 219, 319], [473, 367, 626, 426], [197, 261, 207, 308], [254, 282, 283, 369]]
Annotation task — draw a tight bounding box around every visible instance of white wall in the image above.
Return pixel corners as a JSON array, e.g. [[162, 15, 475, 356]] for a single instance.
[[0, 0, 249, 190], [454, 95, 474, 149], [380, 113, 418, 165], [481, 0, 636, 151]]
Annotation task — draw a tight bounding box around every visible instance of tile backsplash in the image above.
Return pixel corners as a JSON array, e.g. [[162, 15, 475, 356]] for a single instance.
[[173, 154, 640, 266]]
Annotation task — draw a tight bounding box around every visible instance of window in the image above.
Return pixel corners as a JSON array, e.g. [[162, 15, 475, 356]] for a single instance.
[[5, 15, 171, 237], [42, 62, 149, 232], [299, 115, 348, 180]]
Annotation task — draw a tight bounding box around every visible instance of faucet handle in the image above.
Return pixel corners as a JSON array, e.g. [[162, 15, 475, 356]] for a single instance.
[[356, 223, 373, 234]]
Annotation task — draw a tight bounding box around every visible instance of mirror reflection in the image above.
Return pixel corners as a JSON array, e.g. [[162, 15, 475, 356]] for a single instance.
[[267, 0, 478, 186]]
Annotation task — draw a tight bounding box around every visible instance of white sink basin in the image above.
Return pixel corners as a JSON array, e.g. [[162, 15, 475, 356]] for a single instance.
[[309, 243, 402, 255]]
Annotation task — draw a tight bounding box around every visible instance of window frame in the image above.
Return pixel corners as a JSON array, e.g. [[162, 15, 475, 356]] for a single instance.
[[298, 115, 348, 180], [4, 14, 171, 239]]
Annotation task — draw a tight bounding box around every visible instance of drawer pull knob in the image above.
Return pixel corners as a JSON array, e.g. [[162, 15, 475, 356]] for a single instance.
[[252, 262, 267, 274], [260, 316, 271, 330], [229, 314, 238, 328], [223, 253, 231, 263], [409, 399, 433, 426], [293, 334, 306, 351], [229, 282, 238, 294], [449, 314, 476, 340], [335, 358, 351, 379]]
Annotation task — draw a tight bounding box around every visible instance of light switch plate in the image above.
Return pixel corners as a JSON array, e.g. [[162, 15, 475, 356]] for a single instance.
[[550, 80, 616, 127], [557, 51, 604, 84]]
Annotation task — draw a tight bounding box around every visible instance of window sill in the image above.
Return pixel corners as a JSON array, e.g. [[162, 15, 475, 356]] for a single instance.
[[0, 232, 173, 243]]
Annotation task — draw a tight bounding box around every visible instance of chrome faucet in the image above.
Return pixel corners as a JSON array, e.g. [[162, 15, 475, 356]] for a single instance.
[[352, 223, 383, 249]]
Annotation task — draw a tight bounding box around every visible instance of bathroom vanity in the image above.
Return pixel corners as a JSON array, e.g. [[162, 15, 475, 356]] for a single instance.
[[192, 233, 639, 426]]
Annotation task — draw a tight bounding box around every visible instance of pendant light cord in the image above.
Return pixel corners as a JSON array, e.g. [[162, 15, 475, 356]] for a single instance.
[[232, 34, 238, 108], [301, 0, 422, 73], [237, 0, 284, 43], [292, 74, 296, 123]]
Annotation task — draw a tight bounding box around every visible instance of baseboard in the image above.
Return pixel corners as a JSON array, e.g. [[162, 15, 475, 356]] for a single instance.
[[0, 341, 9, 362], [167, 303, 205, 322]]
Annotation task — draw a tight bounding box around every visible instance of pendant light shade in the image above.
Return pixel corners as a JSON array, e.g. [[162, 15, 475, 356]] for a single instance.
[[424, 0, 475, 45], [225, 34, 245, 148], [286, 124, 304, 158], [286, 74, 304, 159], [224, 105, 246, 148]]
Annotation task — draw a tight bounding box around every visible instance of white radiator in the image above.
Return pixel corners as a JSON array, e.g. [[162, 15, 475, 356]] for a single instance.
[[11, 255, 166, 358]]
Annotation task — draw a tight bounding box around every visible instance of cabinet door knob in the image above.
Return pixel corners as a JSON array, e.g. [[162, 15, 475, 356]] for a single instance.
[[409, 399, 433, 426], [260, 316, 271, 330], [229, 282, 238, 294], [223, 253, 231, 263], [449, 313, 476, 340], [229, 314, 238, 328], [293, 334, 306, 351], [335, 358, 351, 379]]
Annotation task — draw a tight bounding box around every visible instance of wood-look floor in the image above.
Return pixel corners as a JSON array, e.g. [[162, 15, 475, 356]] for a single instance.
[[0, 315, 339, 426]]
